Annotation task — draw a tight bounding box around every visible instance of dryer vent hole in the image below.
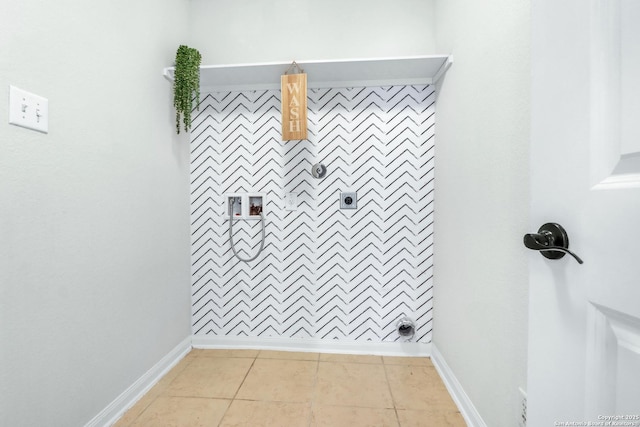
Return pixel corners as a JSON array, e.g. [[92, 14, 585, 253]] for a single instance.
[[396, 317, 416, 339], [398, 325, 413, 335]]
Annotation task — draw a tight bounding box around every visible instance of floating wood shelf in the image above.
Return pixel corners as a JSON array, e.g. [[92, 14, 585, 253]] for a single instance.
[[163, 55, 452, 93]]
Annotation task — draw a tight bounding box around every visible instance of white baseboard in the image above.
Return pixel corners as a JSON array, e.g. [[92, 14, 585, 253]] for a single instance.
[[191, 335, 431, 357], [85, 336, 192, 427], [431, 344, 486, 427]]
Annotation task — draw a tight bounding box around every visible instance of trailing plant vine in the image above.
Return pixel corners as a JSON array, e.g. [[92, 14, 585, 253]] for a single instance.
[[173, 45, 201, 134]]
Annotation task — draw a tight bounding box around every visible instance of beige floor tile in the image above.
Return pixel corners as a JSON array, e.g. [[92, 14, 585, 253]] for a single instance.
[[179, 350, 199, 363], [319, 353, 383, 364], [129, 396, 230, 427], [165, 357, 253, 398], [219, 399, 310, 426], [382, 356, 432, 367], [112, 393, 157, 427], [153, 357, 196, 391], [316, 362, 394, 408], [396, 409, 467, 427], [193, 349, 259, 358], [258, 350, 319, 360], [385, 365, 457, 411], [236, 358, 317, 402], [311, 405, 399, 427], [113, 355, 197, 426]]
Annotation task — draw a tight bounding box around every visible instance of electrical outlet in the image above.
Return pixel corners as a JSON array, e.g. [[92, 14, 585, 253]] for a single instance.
[[518, 387, 527, 427], [340, 191, 357, 209]]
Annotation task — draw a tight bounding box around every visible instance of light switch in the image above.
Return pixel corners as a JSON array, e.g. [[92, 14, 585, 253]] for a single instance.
[[285, 193, 298, 211], [9, 85, 49, 133]]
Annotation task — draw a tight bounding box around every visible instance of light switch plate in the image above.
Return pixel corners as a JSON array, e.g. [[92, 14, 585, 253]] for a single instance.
[[9, 85, 49, 133], [285, 192, 298, 211]]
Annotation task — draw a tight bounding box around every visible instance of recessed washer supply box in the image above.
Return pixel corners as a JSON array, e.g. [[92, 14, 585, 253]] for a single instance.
[[224, 193, 266, 220]]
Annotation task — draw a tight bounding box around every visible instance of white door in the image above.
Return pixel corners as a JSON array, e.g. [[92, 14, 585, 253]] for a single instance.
[[529, 0, 640, 425]]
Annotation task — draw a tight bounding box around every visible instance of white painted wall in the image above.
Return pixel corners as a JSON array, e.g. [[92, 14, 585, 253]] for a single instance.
[[0, 1, 191, 426], [433, 1, 530, 426], [189, 0, 437, 64], [0, 1, 532, 425]]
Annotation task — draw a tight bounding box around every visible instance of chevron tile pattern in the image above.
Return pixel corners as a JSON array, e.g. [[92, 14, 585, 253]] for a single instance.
[[190, 85, 435, 343]]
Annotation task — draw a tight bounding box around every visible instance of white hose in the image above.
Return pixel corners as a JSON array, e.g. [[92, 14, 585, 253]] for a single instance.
[[229, 209, 265, 262]]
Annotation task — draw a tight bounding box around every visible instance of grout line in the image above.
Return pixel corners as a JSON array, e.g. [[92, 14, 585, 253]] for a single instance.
[[125, 349, 434, 426], [231, 356, 259, 398], [215, 351, 259, 427], [118, 349, 199, 426], [128, 394, 158, 425], [305, 355, 321, 427], [381, 361, 402, 426]]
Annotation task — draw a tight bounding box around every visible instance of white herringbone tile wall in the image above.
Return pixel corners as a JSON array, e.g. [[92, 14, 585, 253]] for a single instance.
[[190, 85, 435, 343]]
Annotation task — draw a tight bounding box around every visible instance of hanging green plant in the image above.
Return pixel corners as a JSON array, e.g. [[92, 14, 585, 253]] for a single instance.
[[173, 45, 202, 134]]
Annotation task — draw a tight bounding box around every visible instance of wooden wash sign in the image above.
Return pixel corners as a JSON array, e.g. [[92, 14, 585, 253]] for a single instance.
[[281, 69, 307, 140]]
